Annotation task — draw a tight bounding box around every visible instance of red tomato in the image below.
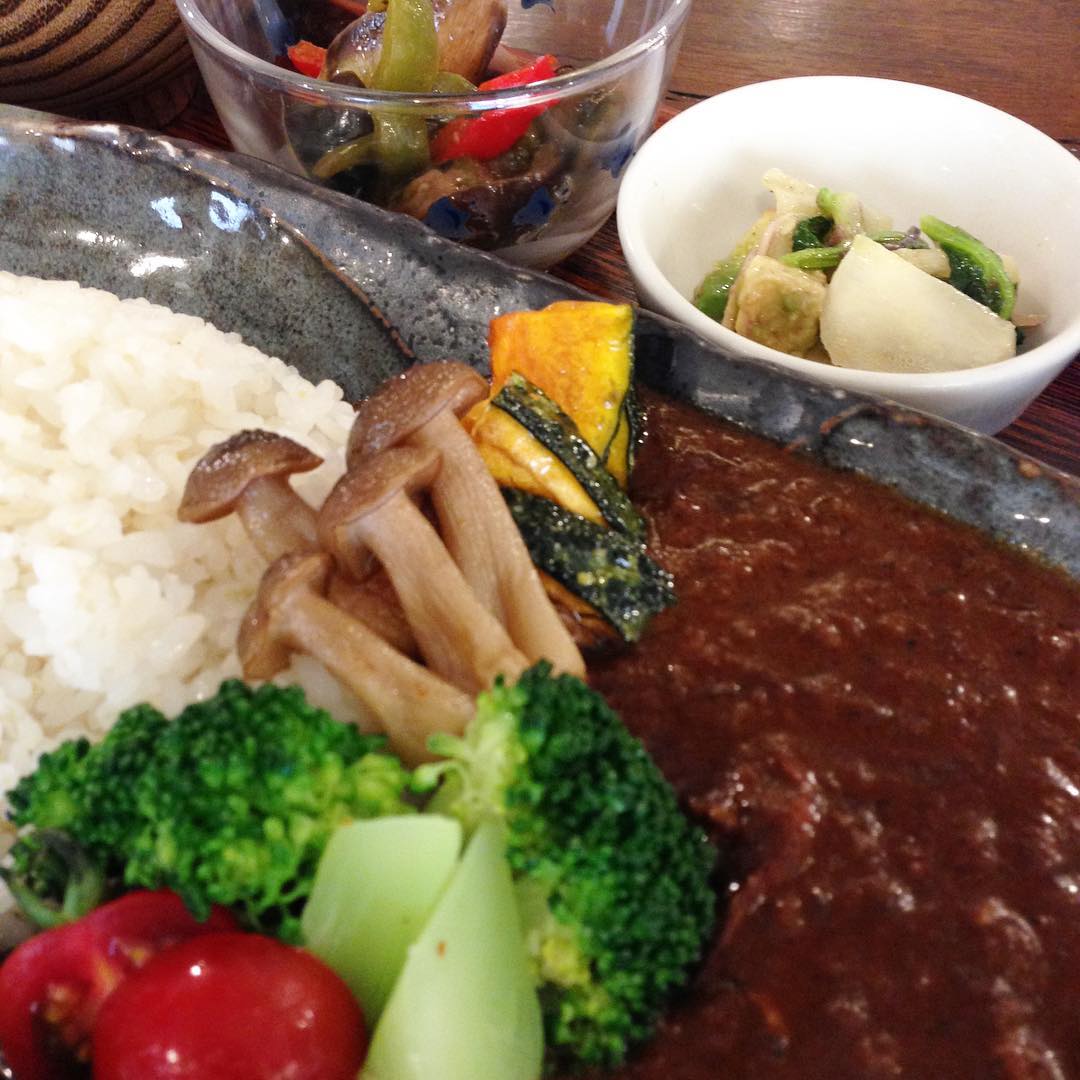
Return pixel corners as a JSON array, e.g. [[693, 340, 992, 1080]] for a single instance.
[[0, 891, 236, 1080], [91, 932, 366, 1080]]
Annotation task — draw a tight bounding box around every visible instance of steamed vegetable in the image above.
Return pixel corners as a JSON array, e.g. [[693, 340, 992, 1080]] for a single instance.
[[820, 234, 1017, 372], [362, 820, 543, 1080], [468, 398, 609, 525], [5, 681, 413, 940], [485, 300, 636, 486], [301, 815, 463, 1019], [921, 214, 1017, 319], [489, 373, 645, 538], [504, 489, 676, 643], [730, 254, 827, 356], [465, 299, 671, 643], [419, 663, 716, 1070]]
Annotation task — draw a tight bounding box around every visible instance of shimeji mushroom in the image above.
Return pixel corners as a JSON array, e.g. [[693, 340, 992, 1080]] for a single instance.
[[180, 428, 417, 653], [327, 571, 417, 658], [238, 552, 473, 765], [179, 429, 322, 561], [347, 363, 583, 677], [319, 444, 527, 694]]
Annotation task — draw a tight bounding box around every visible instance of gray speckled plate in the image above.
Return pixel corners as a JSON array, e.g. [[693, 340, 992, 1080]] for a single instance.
[[1, 105, 1077, 577]]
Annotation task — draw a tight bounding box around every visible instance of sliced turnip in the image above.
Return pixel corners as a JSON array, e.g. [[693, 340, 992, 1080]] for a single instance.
[[821, 235, 1017, 373]]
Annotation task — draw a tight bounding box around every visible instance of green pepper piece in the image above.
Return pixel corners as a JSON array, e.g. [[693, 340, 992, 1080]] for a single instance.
[[693, 256, 743, 322], [432, 71, 476, 94], [374, 112, 431, 192], [312, 133, 378, 180], [372, 0, 438, 92], [364, 0, 438, 196]]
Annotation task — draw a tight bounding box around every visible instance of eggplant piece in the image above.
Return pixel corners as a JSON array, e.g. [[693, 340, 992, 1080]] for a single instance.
[[321, 0, 506, 87], [321, 10, 386, 86], [395, 141, 571, 250], [433, 0, 506, 82]]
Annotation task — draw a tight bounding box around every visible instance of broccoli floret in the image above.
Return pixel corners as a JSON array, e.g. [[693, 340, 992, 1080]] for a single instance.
[[0, 829, 105, 929], [420, 663, 717, 1071], [920, 215, 1016, 319], [6, 681, 412, 940]]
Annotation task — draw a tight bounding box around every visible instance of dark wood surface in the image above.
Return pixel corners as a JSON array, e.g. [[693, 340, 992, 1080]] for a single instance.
[[155, 0, 1079, 474]]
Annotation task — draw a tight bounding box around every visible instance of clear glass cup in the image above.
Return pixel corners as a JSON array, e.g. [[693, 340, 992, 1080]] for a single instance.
[[176, 0, 692, 267]]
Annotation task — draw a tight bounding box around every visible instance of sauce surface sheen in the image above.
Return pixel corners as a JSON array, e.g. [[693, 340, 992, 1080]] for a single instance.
[[590, 391, 1080, 1079]]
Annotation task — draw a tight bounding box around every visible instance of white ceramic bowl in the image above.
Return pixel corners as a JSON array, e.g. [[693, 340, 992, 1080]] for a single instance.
[[617, 76, 1080, 434]]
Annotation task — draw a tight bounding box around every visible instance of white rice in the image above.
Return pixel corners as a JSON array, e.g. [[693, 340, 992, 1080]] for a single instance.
[[0, 271, 360, 912]]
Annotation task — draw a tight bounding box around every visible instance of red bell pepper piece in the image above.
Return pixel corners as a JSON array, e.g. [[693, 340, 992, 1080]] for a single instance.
[[287, 39, 328, 78], [0, 891, 237, 1080], [430, 54, 559, 164]]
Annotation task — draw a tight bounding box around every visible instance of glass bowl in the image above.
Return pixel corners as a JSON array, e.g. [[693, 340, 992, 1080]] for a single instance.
[[176, 0, 692, 268]]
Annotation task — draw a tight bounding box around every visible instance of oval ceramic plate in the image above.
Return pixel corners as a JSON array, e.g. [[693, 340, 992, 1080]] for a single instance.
[[0, 104, 1077, 577]]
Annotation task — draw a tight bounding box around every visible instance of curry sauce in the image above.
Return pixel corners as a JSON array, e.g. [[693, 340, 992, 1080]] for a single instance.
[[590, 391, 1080, 1078]]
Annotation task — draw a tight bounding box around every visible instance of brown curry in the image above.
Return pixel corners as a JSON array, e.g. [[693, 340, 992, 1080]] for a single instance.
[[590, 391, 1080, 1079]]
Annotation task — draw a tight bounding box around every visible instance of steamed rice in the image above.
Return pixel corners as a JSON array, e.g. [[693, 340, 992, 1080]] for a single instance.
[[0, 271, 359, 911]]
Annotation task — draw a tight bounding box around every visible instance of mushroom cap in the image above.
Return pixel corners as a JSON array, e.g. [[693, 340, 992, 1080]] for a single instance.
[[179, 430, 323, 524], [238, 551, 333, 679], [346, 362, 488, 467], [318, 445, 442, 565]]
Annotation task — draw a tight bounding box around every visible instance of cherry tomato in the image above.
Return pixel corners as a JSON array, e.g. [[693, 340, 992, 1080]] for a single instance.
[[91, 932, 366, 1080], [0, 891, 236, 1080]]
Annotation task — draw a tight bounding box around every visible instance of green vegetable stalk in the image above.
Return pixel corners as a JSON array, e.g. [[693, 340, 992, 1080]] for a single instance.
[[920, 215, 1016, 319]]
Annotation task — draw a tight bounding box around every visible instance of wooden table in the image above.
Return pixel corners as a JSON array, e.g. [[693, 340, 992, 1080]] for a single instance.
[[159, 0, 1080, 474]]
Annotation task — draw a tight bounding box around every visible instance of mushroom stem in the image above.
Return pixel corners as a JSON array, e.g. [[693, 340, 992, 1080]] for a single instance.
[[238, 476, 319, 562], [415, 409, 502, 617], [239, 553, 473, 765], [319, 446, 528, 694], [328, 570, 418, 657], [412, 408, 585, 677], [347, 362, 583, 677]]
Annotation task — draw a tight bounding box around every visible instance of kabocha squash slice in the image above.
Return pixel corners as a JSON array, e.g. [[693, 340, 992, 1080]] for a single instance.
[[487, 300, 635, 486], [537, 571, 620, 649], [491, 375, 645, 540], [502, 489, 676, 644], [465, 400, 605, 527], [601, 384, 643, 484]]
